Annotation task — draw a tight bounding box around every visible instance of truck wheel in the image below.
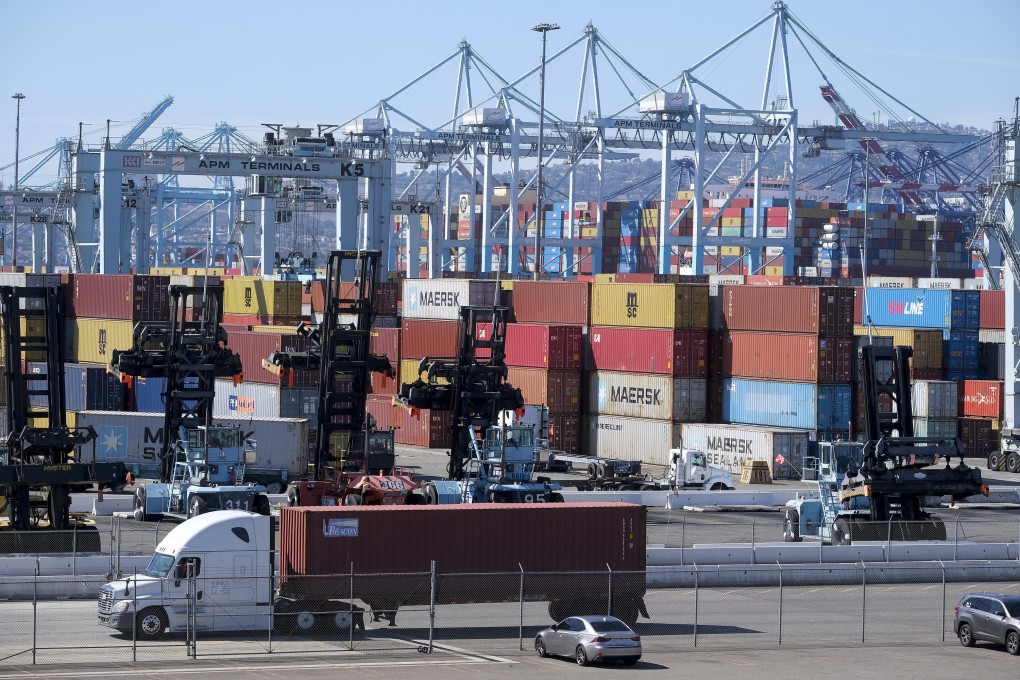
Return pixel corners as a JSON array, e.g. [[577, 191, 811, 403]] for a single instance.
[[425, 484, 438, 505], [295, 611, 316, 631], [988, 450, 1003, 471], [548, 600, 568, 622], [343, 494, 363, 506], [587, 463, 598, 479], [784, 509, 802, 542], [1006, 451, 1020, 474], [832, 518, 852, 546], [334, 610, 353, 631], [548, 493, 564, 503], [133, 488, 151, 522], [136, 607, 168, 640], [253, 494, 272, 516], [266, 481, 285, 495], [189, 495, 207, 519], [612, 600, 639, 626]]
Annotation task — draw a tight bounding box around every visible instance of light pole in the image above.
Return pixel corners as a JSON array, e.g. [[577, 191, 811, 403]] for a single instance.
[[11, 92, 25, 267], [532, 22, 559, 281]]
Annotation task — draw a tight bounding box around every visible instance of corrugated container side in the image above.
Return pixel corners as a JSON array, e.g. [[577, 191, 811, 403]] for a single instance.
[[507, 367, 581, 414], [587, 326, 708, 377], [399, 359, 449, 386], [70, 318, 134, 364], [958, 416, 997, 457], [279, 504, 645, 579], [584, 370, 706, 422], [913, 418, 958, 439], [852, 326, 943, 369], [979, 290, 1004, 329], [71, 274, 171, 322], [400, 319, 460, 360], [911, 380, 958, 419], [546, 413, 581, 454], [504, 324, 583, 370], [721, 286, 853, 336], [679, 423, 810, 480], [223, 278, 302, 316], [591, 283, 708, 329], [369, 327, 400, 364], [401, 280, 499, 320], [511, 281, 590, 325], [957, 380, 1002, 418], [213, 380, 282, 419], [132, 376, 166, 412], [722, 332, 853, 383], [722, 378, 852, 432], [581, 414, 681, 466], [228, 331, 316, 387], [366, 394, 451, 448], [861, 289, 979, 330]]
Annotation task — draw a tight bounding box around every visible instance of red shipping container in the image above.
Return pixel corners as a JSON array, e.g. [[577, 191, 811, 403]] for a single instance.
[[720, 286, 853, 336], [979, 290, 1004, 329], [508, 367, 581, 414], [366, 394, 451, 448], [957, 416, 998, 458], [958, 379, 1003, 418], [70, 274, 171, 322], [545, 413, 581, 454], [369, 371, 398, 395], [721, 332, 853, 382], [854, 287, 863, 324], [587, 326, 708, 377], [504, 324, 582, 370], [310, 281, 400, 316], [911, 367, 944, 381], [369, 327, 400, 365], [400, 318, 460, 360], [228, 331, 317, 386], [510, 281, 590, 325]]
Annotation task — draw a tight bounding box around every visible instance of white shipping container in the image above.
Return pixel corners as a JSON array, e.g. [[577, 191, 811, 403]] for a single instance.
[[708, 275, 745, 287], [401, 279, 499, 320], [766, 227, 788, 238], [586, 371, 706, 422], [76, 411, 310, 477], [916, 278, 962, 290], [213, 380, 282, 419], [979, 329, 1005, 344], [963, 278, 986, 290], [866, 276, 914, 289], [581, 414, 681, 467], [911, 380, 958, 419], [679, 423, 810, 480]]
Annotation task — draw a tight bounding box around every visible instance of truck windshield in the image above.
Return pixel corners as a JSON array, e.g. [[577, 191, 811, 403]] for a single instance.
[[143, 553, 175, 578]]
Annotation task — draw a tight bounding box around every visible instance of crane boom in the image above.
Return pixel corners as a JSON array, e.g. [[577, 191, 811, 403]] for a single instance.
[[113, 95, 174, 150]]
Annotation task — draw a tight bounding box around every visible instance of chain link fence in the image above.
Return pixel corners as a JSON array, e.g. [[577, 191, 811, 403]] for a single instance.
[[2, 563, 1019, 665]]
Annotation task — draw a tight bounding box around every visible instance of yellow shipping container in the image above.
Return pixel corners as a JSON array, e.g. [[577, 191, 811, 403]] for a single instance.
[[591, 283, 709, 329], [400, 359, 449, 386], [594, 274, 618, 283], [249, 324, 300, 335], [720, 217, 743, 227], [852, 325, 943, 369], [676, 190, 695, 200], [223, 278, 302, 316], [66, 411, 77, 429], [764, 266, 784, 276], [0, 317, 50, 361], [71, 318, 135, 365], [720, 246, 742, 257]]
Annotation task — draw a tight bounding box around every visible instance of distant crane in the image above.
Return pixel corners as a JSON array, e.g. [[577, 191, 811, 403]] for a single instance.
[[112, 95, 174, 149]]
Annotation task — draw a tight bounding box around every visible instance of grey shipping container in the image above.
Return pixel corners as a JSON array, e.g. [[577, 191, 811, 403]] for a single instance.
[[679, 422, 810, 480], [911, 381, 958, 419], [913, 417, 958, 440], [75, 411, 309, 479], [581, 414, 682, 467], [585, 370, 706, 422]]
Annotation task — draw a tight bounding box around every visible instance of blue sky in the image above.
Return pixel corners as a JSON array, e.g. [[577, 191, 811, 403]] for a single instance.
[[2, 0, 1017, 185]]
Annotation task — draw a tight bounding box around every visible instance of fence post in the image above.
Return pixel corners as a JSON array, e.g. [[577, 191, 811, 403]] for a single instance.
[[606, 564, 613, 616], [751, 519, 756, 561], [940, 559, 947, 642], [886, 520, 891, 562], [428, 560, 436, 654], [692, 564, 699, 648], [72, 527, 77, 576], [680, 521, 686, 564], [860, 562, 866, 644], [518, 564, 525, 651], [777, 561, 783, 646], [132, 569, 137, 662], [109, 517, 116, 578], [349, 562, 355, 651], [32, 573, 37, 665], [954, 518, 960, 562]]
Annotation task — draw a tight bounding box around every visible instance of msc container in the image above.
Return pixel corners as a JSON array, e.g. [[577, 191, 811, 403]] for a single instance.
[[401, 279, 499, 320], [720, 332, 854, 383], [861, 288, 980, 330], [721, 379, 852, 432], [223, 277, 302, 317], [957, 380, 1003, 418], [587, 326, 708, 377], [852, 326, 943, 369], [75, 411, 309, 477], [510, 281, 590, 325], [68, 318, 134, 364], [720, 285, 853, 336], [911, 380, 958, 418], [958, 416, 998, 458], [504, 324, 583, 370], [590, 283, 709, 329], [366, 394, 451, 448], [400, 318, 460, 360], [278, 504, 645, 587], [585, 370, 706, 422], [63, 363, 126, 412], [912, 417, 958, 439], [581, 414, 681, 466], [69, 274, 170, 322], [507, 367, 581, 414], [679, 422, 810, 481], [979, 290, 1004, 329]]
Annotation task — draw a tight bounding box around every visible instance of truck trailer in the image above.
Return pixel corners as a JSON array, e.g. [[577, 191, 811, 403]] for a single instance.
[[98, 503, 647, 639]]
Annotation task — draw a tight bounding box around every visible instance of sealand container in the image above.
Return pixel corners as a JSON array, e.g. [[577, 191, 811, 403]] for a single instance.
[[720, 285, 854, 336], [590, 282, 708, 329], [366, 393, 451, 448], [957, 379, 1003, 418], [861, 288, 980, 330], [587, 326, 708, 377], [679, 422, 810, 480], [223, 277, 302, 317], [507, 367, 581, 414], [69, 274, 171, 322], [720, 332, 853, 382], [911, 380, 958, 418], [75, 411, 309, 478], [585, 370, 706, 422], [721, 378, 852, 432], [504, 324, 583, 370], [581, 414, 681, 466], [510, 280, 590, 325], [957, 416, 997, 458], [63, 363, 126, 411], [401, 279, 499, 320], [68, 318, 134, 364], [912, 417, 957, 440], [278, 503, 645, 584], [400, 318, 460, 360]]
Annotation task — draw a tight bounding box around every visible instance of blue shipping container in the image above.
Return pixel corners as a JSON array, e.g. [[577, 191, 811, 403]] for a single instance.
[[943, 329, 979, 370], [133, 376, 198, 412], [722, 379, 852, 431], [860, 289, 980, 330], [64, 363, 126, 412]]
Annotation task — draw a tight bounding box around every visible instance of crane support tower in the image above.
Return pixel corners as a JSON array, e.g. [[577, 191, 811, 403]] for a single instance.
[[0, 285, 127, 550]]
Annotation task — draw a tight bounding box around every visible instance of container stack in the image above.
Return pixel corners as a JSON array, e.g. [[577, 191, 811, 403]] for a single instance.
[[581, 282, 709, 465], [956, 379, 1003, 458], [222, 277, 303, 326]]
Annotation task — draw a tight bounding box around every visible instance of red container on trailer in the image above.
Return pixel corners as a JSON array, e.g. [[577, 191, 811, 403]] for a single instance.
[[504, 324, 583, 370], [507, 367, 581, 414], [721, 332, 854, 382], [587, 326, 708, 377], [545, 413, 581, 454], [958, 379, 1003, 418]]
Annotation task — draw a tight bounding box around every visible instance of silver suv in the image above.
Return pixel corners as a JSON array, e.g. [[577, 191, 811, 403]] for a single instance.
[[954, 592, 1020, 655]]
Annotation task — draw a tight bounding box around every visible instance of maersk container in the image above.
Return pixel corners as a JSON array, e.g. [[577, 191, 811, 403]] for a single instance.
[[585, 370, 706, 422], [721, 379, 852, 432], [913, 418, 958, 440], [63, 363, 126, 412], [507, 367, 581, 414], [679, 422, 810, 480], [581, 414, 681, 466], [587, 326, 708, 377], [504, 324, 583, 370], [75, 411, 309, 478], [911, 380, 958, 419], [720, 285, 854, 336], [862, 288, 980, 330], [401, 279, 499, 321], [511, 281, 590, 325], [590, 283, 709, 329]]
